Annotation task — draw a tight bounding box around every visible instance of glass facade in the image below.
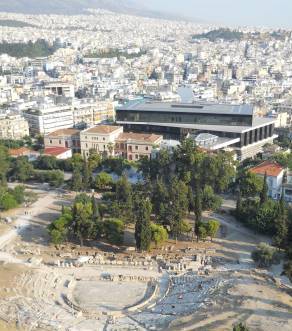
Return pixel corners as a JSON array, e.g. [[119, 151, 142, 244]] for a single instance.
[[116, 110, 252, 127]]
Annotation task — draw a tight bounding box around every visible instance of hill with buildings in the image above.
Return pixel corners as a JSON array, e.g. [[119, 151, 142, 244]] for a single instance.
[[0, 0, 187, 20]]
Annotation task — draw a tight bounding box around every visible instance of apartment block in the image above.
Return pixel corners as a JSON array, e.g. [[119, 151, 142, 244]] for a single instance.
[[0, 114, 29, 139], [23, 105, 74, 135]]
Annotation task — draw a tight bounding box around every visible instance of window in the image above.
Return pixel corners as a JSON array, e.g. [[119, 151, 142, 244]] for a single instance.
[[103, 137, 105, 141], [145, 146, 149, 151], [50, 140, 52, 144], [135, 154, 139, 159], [135, 146, 138, 150], [85, 143, 88, 148], [59, 140, 62, 145]]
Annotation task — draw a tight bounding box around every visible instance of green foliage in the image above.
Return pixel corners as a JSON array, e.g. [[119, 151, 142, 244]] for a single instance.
[[202, 185, 222, 211], [33, 170, 64, 187], [206, 220, 220, 241], [85, 48, 146, 59], [0, 39, 59, 58], [238, 171, 263, 197], [0, 19, 36, 28], [233, 323, 250, 331], [0, 145, 10, 184], [114, 176, 133, 223], [101, 157, 131, 176], [273, 197, 288, 249], [134, 197, 152, 251], [12, 157, 34, 182], [260, 173, 268, 204], [0, 192, 18, 210], [48, 210, 72, 245], [192, 28, 244, 42], [283, 260, 292, 281], [95, 172, 113, 190], [197, 220, 220, 241], [236, 198, 278, 235], [252, 243, 277, 268], [150, 223, 168, 247], [103, 218, 124, 245], [72, 201, 94, 246], [11, 185, 26, 204]]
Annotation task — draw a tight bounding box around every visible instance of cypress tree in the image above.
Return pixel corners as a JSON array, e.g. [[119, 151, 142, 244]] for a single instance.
[[134, 197, 152, 251], [260, 172, 268, 204], [273, 193, 288, 249]]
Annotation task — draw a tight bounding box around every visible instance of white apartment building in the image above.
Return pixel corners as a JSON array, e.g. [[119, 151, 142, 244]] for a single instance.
[[73, 100, 114, 128], [43, 82, 75, 98], [80, 125, 123, 158], [23, 105, 74, 135], [0, 114, 29, 140]]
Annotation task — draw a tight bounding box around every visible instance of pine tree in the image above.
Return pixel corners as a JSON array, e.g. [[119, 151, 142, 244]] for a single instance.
[[260, 172, 268, 204]]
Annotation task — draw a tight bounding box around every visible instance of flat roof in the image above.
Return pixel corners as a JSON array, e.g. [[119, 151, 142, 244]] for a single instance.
[[117, 101, 254, 116], [117, 117, 275, 133]]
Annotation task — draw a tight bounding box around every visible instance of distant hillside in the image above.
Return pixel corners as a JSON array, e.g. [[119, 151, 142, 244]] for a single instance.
[[0, 19, 36, 28], [0, 0, 188, 21], [0, 39, 58, 58], [192, 29, 244, 42]]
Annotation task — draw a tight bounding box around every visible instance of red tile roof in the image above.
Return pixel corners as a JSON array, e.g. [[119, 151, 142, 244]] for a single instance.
[[9, 147, 36, 157], [43, 147, 71, 157], [249, 161, 284, 177]]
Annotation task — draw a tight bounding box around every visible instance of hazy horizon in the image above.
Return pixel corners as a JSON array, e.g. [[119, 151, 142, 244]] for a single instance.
[[140, 0, 292, 28]]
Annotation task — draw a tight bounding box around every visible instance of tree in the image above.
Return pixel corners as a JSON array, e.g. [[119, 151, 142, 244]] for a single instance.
[[194, 184, 202, 223], [88, 149, 101, 171], [13, 157, 34, 182], [115, 175, 133, 223], [273, 196, 288, 249], [72, 202, 93, 246], [260, 172, 268, 204], [150, 223, 168, 247], [48, 211, 72, 246], [233, 323, 250, 331], [202, 185, 222, 211], [0, 192, 18, 210], [238, 171, 263, 197], [83, 159, 90, 191], [198, 223, 208, 241], [104, 218, 124, 245], [167, 178, 189, 239], [35, 155, 58, 170], [71, 168, 83, 192], [134, 197, 152, 251], [206, 220, 220, 242], [0, 145, 9, 184], [252, 243, 277, 268], [283, 260, 292, 281], [95, 172, 113, 190], [11, 185, 25, 204]]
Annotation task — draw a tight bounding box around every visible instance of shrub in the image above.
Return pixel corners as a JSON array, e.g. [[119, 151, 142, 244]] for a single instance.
[[252, 243, 277, 268]]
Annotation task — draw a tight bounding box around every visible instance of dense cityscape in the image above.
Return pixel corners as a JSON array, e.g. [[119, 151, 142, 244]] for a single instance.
[[0, 3, 292, 331]]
